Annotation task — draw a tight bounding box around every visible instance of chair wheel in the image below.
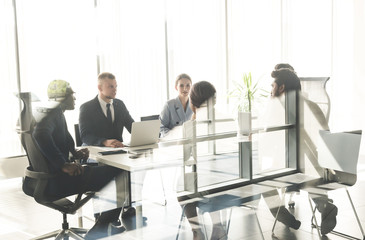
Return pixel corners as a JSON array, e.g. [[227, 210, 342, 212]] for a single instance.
[[288, 201, 295, 208], [311, 224, 316, 229]]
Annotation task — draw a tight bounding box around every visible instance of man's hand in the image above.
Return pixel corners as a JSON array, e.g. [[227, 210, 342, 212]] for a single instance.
[[73, 148, 89, 161], [102, 139, 124, 148], [62, 162, 84, 176]]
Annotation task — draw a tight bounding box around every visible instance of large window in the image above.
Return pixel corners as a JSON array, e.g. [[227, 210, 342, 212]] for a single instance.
[[15, 0, 97, 131], [228, 0, 282, 82], [96, 0, 167, 121], [1, 0, 363, 158], [284, 0, 332, 76], [0, 0, 22, 158], [166, 0, 226, 105]]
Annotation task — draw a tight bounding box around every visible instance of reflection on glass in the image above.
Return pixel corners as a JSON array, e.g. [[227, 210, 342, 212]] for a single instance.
[[257, 95, 286, 129], [254, 130, 287, 176]]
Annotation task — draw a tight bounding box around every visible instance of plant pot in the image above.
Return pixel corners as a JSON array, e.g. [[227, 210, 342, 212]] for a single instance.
[[237, 111, 252, 135]]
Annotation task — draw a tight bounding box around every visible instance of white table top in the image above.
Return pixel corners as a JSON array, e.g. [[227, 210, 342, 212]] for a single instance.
[[86, 130, 256, 172], [88, 144, 194, 172]]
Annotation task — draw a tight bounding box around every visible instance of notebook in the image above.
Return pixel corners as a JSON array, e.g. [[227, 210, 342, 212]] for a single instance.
[[124, 119, 160, 147]]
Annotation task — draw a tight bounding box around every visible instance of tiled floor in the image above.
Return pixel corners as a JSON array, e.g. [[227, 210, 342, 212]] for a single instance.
[[1, 155, 365, 240]]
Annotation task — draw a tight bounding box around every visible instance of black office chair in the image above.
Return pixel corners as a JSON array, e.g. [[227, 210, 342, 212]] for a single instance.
[[140, 114, 160, 122], [18, 92, 94, 240], [74, 124, 82, 147]]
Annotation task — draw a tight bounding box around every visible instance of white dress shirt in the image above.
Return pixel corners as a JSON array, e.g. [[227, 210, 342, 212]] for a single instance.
[[98, 95, 115, 123]]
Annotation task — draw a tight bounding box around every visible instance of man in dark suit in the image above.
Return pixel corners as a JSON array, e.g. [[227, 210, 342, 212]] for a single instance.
[[79, 72, 141, 228], [79, 72, 134, 148]]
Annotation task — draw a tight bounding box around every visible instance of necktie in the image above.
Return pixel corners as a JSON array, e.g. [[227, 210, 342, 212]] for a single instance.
[[106, 103, 112, 125]]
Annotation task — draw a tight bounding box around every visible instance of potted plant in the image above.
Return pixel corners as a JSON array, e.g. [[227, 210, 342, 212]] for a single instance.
[[228, 72, 266, 135]]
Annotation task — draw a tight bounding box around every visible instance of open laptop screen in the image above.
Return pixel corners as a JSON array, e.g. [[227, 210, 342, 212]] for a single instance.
[[126, 119, 160, 147]]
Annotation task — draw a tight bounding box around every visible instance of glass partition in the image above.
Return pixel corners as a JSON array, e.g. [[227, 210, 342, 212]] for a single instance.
[[196, 138, 239, 189], [254, 130, 287, 176], [170, 91, 298, 196]]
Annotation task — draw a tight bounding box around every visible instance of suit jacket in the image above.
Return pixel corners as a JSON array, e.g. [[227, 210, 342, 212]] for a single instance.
[[79, 96, 134, 146], [33, 107, 75, 173], [159, 96, 193, 135]]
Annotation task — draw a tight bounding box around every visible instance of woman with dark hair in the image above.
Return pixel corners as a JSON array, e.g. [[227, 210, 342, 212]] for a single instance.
[[160, 73, 193, 136], [179, 81, 227, 240], [189, 80, 216, 120]]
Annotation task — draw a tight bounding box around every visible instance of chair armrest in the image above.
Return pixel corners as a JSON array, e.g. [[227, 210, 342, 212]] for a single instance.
[[23, 166, 59, 203], [25, 167, 57, 179]]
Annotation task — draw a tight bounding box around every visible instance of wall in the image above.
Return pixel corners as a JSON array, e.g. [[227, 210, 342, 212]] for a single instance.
[[0, 156, 28, 180], [330, 0, 365, 154]]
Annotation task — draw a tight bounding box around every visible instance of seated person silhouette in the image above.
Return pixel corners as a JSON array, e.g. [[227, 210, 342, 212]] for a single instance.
[[265, 64, 338, 235], [33, 80, 127, 239], [160, 73, 193, 136], [173, 81, 227, 240]]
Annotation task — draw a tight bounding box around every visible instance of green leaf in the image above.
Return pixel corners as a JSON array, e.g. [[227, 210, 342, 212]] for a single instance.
[[228, 71, 267, 112]]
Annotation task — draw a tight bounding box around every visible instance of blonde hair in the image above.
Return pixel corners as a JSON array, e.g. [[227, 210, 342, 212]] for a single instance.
[[98, 72, 116, 85]]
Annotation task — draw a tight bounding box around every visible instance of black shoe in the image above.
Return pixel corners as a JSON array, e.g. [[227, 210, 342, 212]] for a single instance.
[[275, 207, 301, 230], [122, 207, 136, 219], [85, 208, 123, 240], [121, 215, 148, 231], [96, 208, 122, 224], [291, 220, 301, 230], [109, 224, 126, 236], [321, 202, 338, 235], [112, 219, 122, 226]]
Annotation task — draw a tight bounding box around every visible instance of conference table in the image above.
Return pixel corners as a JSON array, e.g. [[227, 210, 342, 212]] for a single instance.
[[85, 124, 293, 232], [87, 142, 195, 232], [86, 123, 289, 196], [87, 131, 241, 226]]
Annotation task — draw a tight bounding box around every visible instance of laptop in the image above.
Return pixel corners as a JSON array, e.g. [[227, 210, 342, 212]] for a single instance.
[[124, 119, 160, 147]]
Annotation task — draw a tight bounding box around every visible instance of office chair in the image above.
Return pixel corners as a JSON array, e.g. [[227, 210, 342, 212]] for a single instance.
[[74, 124, 82, 147], [299, 77, 330, 124], [140, 114, 160, 122], [271, 130, 364, 239], [305, 130, 364, 239], [18, 92, 94, 240]]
